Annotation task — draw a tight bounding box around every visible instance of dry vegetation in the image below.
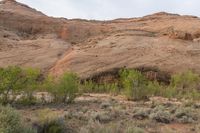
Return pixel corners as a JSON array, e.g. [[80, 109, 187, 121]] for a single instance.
[[0, 66, 200, 133], [1, 0, 200, 133]]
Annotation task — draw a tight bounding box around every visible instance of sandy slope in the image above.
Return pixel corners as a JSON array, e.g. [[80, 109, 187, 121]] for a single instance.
[[1, 0, 200, 78]]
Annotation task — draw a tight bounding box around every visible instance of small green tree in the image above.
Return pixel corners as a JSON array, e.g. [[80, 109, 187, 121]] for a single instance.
[[19, 68, 41, 105], [43, 75, 59, 103], [0, 66, 25, 104], [45, 72, 79, 103], [58, 72, 79, 103], [0, 66, 41, 105], [119, 69, 149, 100]]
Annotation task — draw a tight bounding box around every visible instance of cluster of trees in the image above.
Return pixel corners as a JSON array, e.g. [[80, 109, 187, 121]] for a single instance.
[[82, 69, 200, 101], [0, 66, 41, 104], [0, 66, 79, 105], [0, 66, 200, 105], [119, 69, 200, 100]]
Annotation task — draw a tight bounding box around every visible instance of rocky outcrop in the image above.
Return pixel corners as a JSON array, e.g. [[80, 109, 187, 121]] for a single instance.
[[1, 1, 200, 78]]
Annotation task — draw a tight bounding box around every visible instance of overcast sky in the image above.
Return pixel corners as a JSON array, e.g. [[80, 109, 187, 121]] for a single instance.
[[16, 0, 200, 20]]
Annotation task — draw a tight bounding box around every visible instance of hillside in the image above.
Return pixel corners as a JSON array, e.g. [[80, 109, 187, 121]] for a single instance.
[[1, 0, 200, 79]]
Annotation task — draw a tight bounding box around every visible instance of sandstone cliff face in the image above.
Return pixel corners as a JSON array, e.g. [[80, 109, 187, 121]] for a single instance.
[[0, 0, 69, 70], [1, 0, 200, 78]]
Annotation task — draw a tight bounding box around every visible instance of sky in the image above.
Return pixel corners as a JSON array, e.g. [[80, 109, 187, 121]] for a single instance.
[[16, 0, 200, 20]]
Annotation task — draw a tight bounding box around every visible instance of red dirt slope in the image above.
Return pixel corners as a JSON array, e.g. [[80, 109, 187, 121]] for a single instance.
[[1, 0, 200, 78]]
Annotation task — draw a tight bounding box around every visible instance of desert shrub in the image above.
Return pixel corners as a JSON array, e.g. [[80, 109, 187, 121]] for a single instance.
[[133, 108, 151, 120], [147, 81, 163, 96], [171, 71, 200, 89], [119, 69, 149, 100], [163, 86, 177, 99], [0, 105, 36, 133], [125, 126, 145, 133], [17, 95, 38, 106], [38, 119, 65, 133], [109, 83, 119, 95], [174, 107, 197, 123], [92, 111, 113, 123], [150, 110, 172, 123], [168, 71, 200, 99], [94, 83, 119, 94], [81, 80, 96, 93], [150, 105, 173, 123], [80, 120, 144, 133], [80, 121, 118, 133], [45, 72, 79, 103], [36, 109, 66, 133], [81, 80, 119, 95]]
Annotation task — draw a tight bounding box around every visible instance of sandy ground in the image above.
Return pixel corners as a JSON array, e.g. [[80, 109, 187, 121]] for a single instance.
[[17, 93, 200, 133]]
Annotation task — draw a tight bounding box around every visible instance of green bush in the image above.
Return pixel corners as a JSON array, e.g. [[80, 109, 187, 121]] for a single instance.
[[0, 66, 41, 104], [147, 81, 163, 96], [38, 119, 65, 133], [1, 66, 200, 105], [119, 69, 200, 101], [19, 68, 41, 105], [45, 72, 79, 103], [171, 71, 200, 89], [0, 105, 36, 133], [108, 83, 119, 95], [37, 109, 66, 133], [58, 72, 79, 103], [119, 69, 149, 100], [0, 66, 25, 104], [163, 86, 177, 99], [81, 80, 96, 93], [81, 80, 119, 95], [43, 75, 59, 103], [168, 71, 200, 99], [17, 95, 38, 106]]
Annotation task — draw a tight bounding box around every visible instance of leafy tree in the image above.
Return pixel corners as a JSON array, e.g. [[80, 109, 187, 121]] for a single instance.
[[119, 69, 149, 100], [0, 66, 25, 104], [0, 66, 41, 104], [58, 72, 79, 103], [19, 68, 41, 105], [43, 75, 59, 103], [45, 72, 79, 103]]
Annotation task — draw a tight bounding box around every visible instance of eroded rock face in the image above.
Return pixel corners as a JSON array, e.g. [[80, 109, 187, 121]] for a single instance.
[[1, 0, 200, 78]]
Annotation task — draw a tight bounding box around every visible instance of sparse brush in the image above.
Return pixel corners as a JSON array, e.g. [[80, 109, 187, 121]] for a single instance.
[[36, 109, 67, 133], [0, 105, 36, 133], [80, 120, 144, 133]]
